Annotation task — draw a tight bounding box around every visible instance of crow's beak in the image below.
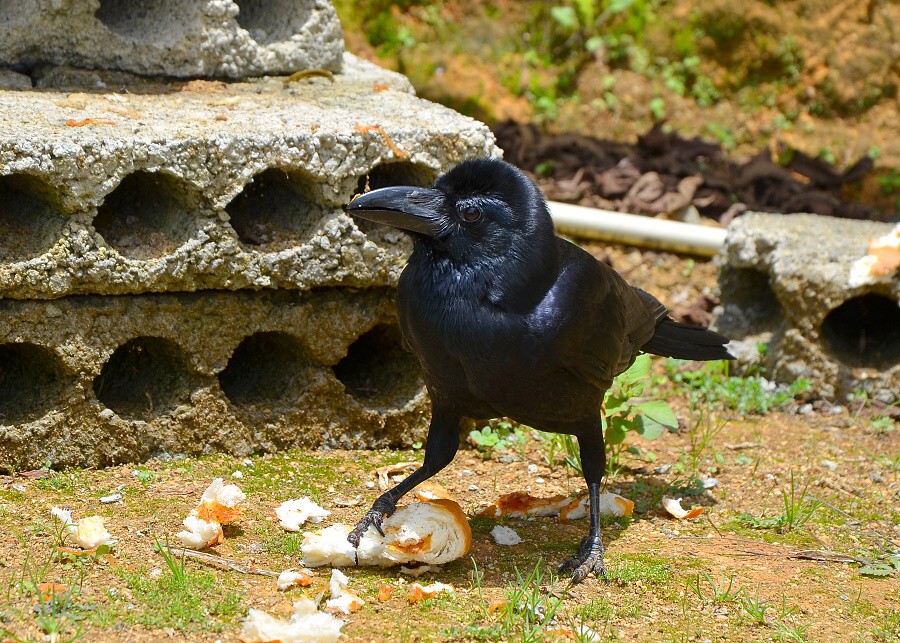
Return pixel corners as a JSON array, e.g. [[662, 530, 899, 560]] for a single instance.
[[344, 186, 442, 237]]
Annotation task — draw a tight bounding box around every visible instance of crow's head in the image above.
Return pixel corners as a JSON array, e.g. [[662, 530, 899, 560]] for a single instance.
[[344, 158, 556, 265]]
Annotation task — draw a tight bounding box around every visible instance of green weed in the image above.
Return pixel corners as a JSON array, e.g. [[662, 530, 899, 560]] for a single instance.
[[688, 571, 744, 604], [739, 471, 821, 532]]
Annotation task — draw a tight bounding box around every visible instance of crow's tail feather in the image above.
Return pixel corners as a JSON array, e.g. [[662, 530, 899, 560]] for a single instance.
[[641, 317, 735, 361]]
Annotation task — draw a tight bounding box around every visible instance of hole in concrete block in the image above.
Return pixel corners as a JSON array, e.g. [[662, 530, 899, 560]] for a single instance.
[[94, 337, 201, 420], [334, 323, 422, 409], [95, 0, 186, 44], [0, 343, 73, 425], [234, 0, 312, 45], [719, 267, 783, 328], [94, 171, 199, 260], [353, 162, 436, 242], [0, 174, 66, 262], [219, 332, 312, 406], [356, 162, 436, 193], [225, 168, 326, 250], [821, 293, 900, 368]]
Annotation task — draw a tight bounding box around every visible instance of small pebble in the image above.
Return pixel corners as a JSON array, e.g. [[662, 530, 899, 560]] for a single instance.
[[498, 455, 519, 463], [820, 459, 838, 471], [527, 464, 538, 474], [701, 478, 719, 489], [365, 480, 375, 489], [535, 477, 545, 484], [764, 473, 776, 482], [100, 493, 123, 504], [12, 484, 26, 492], [231, 470, 243, 479], [654, 464, 672, 475], [869, 473, 885, 483], [798, 403, 813, 414], [242, 459, 253, 466], [468, 484, 479, 491], [461, 469, 475, 477]]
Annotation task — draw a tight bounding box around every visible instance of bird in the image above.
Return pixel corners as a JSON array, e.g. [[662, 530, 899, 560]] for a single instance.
[[343, 158, 733, 583]]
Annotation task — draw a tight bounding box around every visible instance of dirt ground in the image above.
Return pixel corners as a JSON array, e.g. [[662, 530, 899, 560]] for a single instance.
[[1, 245, 897, 643]]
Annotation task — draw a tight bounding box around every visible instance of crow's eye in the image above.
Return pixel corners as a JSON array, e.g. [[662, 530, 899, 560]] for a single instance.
[[460, 205, 482, 223]]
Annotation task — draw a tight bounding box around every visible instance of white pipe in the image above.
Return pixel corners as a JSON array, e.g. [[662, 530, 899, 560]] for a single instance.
[[548, 200, 727, 257]]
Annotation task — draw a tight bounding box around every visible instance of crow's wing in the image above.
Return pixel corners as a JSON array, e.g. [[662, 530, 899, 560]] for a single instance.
[[550, 239, 667, 391]]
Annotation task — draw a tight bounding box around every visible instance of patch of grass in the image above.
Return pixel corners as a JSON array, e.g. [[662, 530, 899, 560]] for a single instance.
[[265, 531, 305, 556], [608, 553, 673, 585], [1, 523, 116, 643], [121, 564, 242, 632], [871, 609, 900, 642], [35, 470, 80, 493], [447, 559, 564, 642]]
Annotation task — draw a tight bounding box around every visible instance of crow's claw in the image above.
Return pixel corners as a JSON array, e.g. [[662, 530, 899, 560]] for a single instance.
[[559, 535, 608, 585], [347, 508, 387, 548]]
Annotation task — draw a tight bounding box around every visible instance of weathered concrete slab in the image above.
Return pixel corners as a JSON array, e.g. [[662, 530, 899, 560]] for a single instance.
[[0, 0, 344, 79], [0, 288, 429, 471], [712, 213, 899, 403], [0, 54, 498, 300]]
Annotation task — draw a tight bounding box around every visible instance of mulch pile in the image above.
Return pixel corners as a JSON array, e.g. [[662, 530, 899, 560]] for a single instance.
[[493, 121, 895, 225]]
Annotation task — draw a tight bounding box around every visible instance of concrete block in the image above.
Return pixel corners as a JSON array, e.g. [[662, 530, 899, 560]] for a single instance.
[[712, 213, 899, 402], [0, 288, 429, 471], [0, 54, 497, 300], [0, 0, 344, 79]]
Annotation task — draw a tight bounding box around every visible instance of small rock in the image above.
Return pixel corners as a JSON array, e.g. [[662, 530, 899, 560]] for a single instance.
[[798, 403, 813, 415], [231, 470, 243, 479], [820, 460, 838, 471], [498, 454, 519, 464], [100, 493, 123, 504], [869, 473, 885, 483], [701, 477, 718, 489], [461, 469, 475, 477], [242, 459, 253, 466], [654, 464, 672, 475], [365, 480, 375, 489], [535, 477, 545, 484], [491, 525, 522, 546], [12, 484, 26, 492], [468, 484, 479, 491], [527, 464, 538, 474]]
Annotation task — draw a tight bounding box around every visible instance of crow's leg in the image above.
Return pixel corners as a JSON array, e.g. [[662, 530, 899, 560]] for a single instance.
[[348, 407, 461, 547], [558, 427, 609, 584]]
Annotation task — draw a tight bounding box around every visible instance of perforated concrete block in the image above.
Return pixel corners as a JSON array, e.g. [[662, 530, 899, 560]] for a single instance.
[[0, 288, 430, 471], [712, 213, 899, 402], [0, 53, 499, 470], [0, 0, 344, 79], [0, 54, 497, 300]]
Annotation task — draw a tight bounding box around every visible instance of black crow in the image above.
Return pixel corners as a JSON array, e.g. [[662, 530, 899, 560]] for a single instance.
[[344, 158, 733, 583]]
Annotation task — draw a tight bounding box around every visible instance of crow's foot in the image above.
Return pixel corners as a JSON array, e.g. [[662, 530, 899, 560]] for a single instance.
[[347, 497, 396, 548], [558, 535, 607, 585]]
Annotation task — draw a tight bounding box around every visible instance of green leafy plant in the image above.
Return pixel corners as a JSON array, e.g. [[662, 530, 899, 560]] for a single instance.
[[602, 354, 678, 474], [468, 421, 528, 458], [667, 359, 809, 415]]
